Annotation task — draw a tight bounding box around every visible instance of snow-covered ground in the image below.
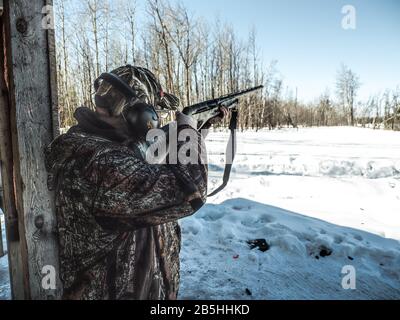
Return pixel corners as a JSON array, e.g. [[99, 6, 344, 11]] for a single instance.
[[179, 126, 400, 299], [0, 126, 399, 300], [0, 212, 10, 300]]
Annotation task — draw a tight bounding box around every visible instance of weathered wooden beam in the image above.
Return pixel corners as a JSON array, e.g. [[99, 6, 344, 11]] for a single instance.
[[0, 0, 4, 261], [1, 0, 61, 299], [0, 19, 26, 298]]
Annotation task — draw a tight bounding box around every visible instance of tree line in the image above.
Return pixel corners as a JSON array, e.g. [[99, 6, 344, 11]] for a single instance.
[[54, 0, 400, 131]]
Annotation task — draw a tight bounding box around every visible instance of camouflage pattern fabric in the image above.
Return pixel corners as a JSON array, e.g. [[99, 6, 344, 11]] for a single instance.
[[44, 116, 207, 300], [95, 65, 180, 115]]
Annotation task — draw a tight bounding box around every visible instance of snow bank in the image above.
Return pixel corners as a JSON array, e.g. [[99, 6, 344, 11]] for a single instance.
[[180, 198, 400, 299], [179, 126, 400, 299], [207, 127, 400, 179]]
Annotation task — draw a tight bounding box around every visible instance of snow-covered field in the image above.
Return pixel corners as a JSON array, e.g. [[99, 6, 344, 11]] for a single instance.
[[0, 126, 399, 300], [179, 126, 400, 300]]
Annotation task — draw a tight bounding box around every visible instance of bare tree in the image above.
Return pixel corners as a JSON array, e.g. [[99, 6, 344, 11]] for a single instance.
[[147, 0, 175, 92], [336, 64, 361, 126], [165, 3, 201, 105]]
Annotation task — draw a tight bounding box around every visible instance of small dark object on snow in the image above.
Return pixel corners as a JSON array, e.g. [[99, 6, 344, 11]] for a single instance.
[[315, 255, 320, 260], [348, 256, 354, 260], [247, 239, 270, 252], [245, 288, 252, 296], [319, 246, 332, 257]]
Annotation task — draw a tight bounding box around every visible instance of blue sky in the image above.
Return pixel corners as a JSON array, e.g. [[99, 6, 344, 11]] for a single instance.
[[137, 0, 400, 102]]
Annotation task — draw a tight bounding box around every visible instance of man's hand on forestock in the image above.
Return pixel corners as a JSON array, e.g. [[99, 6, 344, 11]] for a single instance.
[[202, 106, 230, 130]]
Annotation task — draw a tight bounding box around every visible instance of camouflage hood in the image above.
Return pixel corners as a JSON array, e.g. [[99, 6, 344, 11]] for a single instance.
[[94, 65, 181, 116]]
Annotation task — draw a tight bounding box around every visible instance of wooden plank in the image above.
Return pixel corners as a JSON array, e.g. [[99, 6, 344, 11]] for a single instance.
[[2, 0, 61, 299], [0, 0, 5, 261], [45, 0, 60, 139], [0, 24, 26, 298]]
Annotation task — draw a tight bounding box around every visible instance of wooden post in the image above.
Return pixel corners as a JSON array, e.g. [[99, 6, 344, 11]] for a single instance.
[[0, 0, 61, 299], [0, 0, 4, 260]]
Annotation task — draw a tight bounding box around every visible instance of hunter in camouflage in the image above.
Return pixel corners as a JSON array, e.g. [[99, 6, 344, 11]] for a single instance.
[[44, 65, 226, 300]]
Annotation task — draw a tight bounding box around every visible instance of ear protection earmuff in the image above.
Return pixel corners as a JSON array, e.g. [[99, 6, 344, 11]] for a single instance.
[[122, 101, 160, 138], [94, 72, 160, 138]]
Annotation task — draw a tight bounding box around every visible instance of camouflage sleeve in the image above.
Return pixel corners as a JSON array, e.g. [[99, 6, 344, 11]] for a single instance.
[[86, 127, 208, 231]]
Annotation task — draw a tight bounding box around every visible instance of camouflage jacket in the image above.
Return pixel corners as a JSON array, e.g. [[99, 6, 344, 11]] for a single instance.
[[44, 109, 207, 300]]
